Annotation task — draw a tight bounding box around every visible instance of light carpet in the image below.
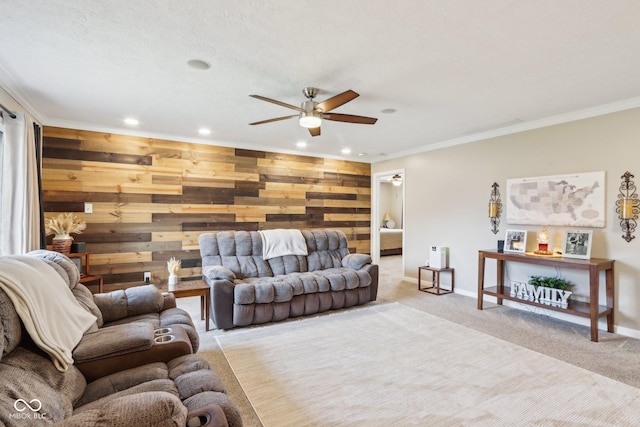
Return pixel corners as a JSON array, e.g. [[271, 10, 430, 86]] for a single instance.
[[216, 303, 640, 426]]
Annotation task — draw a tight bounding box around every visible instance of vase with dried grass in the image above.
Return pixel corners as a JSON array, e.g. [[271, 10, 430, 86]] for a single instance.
[[167, 257, 181, 291], [45, 213, 86, 255]]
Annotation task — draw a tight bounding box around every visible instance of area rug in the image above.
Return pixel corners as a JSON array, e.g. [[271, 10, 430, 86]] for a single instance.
[[216, 303, 640, 426]]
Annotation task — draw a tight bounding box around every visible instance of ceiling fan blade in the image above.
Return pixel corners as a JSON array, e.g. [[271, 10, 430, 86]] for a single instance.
[[250, 95, 303, 112], [308, 126, 321, 137], [315, 90, 359, 112], [322, 113, 378, 125], [249, 115, 298, 125]]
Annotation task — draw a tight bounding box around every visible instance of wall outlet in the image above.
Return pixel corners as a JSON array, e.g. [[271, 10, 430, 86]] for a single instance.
[[144, 272, 151, 283], [84, 203, 93, 214]]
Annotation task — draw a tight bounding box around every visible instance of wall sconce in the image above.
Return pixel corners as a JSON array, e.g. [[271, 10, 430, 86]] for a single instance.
[[488, 182, 502, 234], [616, 171, 638, 242]]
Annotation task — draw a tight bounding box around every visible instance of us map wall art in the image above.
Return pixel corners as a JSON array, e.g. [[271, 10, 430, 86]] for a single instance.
[[506, 171, 605, 227]]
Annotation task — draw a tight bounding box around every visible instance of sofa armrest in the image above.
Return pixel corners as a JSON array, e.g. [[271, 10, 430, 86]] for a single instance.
[[363, 263, 379, 301], [342, 253, 372, 270], [204, 277, 235, 329], [203, 265, 236, 281], [162, 292, 177, 310], [73, 322, 154, 363], [187, 404, 229, 427]]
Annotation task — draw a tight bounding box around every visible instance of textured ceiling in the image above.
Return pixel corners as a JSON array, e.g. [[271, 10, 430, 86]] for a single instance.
[[1, 1, 640, 162]]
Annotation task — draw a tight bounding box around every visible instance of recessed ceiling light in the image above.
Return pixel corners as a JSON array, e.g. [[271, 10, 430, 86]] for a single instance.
[[381, 108, 396, 114], [198, 128, 211, 136], [124, 118, 139, 125], [187, 59, 211, 70], [341, 148, 352, 155], [358, 152, 367, 157], [296, 141, 307, 148]]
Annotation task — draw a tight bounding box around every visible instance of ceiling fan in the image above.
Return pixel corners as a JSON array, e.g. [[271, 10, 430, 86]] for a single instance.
[[249, 87, 378, 137]]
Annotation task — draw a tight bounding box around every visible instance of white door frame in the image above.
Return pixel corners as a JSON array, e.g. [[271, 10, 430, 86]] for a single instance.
[[371, 168, 405, 265]]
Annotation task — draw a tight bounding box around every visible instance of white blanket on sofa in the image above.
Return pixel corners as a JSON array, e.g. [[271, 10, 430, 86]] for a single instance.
[[0, 256, 96, 371], [259, 229, 308, 260]]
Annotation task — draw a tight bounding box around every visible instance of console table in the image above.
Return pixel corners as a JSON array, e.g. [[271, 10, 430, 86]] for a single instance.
[[477, 250, 614, 342]]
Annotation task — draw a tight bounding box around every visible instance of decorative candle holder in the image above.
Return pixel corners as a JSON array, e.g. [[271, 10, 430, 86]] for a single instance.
[[615, 171, 638, 242], [488, 182, 502, 234]]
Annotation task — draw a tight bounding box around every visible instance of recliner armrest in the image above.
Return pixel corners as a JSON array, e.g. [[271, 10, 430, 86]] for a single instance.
[[73, 322, 155, 363]]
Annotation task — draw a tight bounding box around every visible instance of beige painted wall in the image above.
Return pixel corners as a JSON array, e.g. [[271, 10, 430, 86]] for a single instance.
[[373, 107, 640, 335], [379, 182, 403, 229]]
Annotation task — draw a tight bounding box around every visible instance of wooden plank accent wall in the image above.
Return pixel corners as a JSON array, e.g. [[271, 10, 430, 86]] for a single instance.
[[42, 127, 371, 291]]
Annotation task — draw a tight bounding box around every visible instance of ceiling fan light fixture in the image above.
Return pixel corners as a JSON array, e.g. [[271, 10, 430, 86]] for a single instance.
[[299, 112, 321, 128]]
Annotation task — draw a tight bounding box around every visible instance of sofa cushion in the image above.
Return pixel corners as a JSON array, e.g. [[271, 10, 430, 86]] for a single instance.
[[0, 289, 21, 359], [94, 285, 164, 323], [27, 249, 80, 289], [233, 268, 372, 304], [0, 347, 86, 424]]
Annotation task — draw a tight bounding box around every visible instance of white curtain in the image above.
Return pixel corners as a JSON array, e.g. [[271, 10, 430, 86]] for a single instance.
[[0, 112, 41, 254]]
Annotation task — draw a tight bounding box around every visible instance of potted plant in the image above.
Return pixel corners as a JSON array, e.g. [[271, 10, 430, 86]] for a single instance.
[[45, 212, 86, 254], [528, 275, 570, 290]]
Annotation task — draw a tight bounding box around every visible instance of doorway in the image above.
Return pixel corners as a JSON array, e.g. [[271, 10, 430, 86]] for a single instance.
[[372, 169, 405, 274]]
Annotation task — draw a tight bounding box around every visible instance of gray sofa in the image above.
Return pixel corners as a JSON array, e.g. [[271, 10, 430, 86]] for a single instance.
[[198, 229, 378, 329]]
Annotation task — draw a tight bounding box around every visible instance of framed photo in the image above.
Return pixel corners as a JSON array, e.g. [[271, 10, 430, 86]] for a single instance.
[[563, 230, 593, 259], [504, 229, 527, 253]]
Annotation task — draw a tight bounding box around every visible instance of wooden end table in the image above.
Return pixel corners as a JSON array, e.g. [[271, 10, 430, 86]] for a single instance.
[[418, 266, 455, 295], [169, 280, 211, 331]]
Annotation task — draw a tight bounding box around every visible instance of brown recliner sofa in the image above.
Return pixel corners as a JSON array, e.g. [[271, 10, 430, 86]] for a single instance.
[[29, 250, 201, 381], [0, 252, 242, 426]]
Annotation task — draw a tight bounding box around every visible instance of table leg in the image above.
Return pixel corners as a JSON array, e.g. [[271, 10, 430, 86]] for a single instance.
[[418, 267, 422, 290], [205, 290, 210, 331], [477, 252, 485, 309], [589, 265, 599, 342], [451, 268, 455, 293], [496, 259, 504, 305], [200, 295, 205, 320], [606, 265, 615, 333]]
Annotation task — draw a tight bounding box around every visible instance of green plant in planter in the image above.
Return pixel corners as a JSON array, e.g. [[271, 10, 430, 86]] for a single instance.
[[528, 275, 571, 290]]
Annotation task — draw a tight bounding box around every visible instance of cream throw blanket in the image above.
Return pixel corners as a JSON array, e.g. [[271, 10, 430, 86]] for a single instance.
[[259, 229, 308, 260], [0, 256, 97, 371]]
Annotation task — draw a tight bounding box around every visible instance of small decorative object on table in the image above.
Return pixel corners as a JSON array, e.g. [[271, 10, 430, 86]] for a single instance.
[[45, 212, 86, 255], [509, 275, 573, 308], [504, 229, 527, 253], [562, 230, 593, 260], [534, 227, 553, 256], [167, 257, 181, 290]]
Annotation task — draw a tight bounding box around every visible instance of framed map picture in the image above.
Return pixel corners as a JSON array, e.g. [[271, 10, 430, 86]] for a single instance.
[[506, 171, 605, 227]]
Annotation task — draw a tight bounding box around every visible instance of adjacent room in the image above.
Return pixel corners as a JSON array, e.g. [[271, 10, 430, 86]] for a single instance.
[[2, 2, 640, 426]]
